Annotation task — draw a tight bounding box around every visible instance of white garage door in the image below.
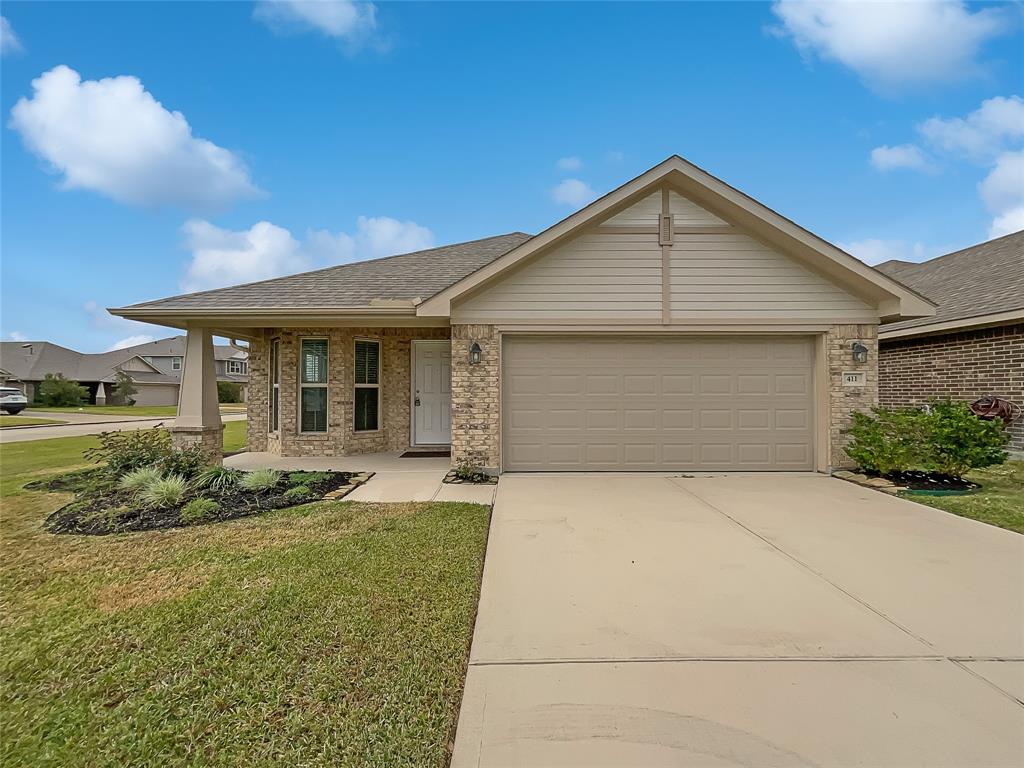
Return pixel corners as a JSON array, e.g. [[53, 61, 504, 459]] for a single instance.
[[503, 336, 815, 471]]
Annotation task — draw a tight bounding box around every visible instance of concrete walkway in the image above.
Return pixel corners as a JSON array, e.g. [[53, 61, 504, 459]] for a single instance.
[[452, 473, 1024, 767], [226, 451, 497, 504], [0, 413, 247, 444]]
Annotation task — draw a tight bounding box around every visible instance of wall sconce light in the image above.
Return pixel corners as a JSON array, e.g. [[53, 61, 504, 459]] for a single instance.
[[851, 342, 869, 364], [468, 341, 482, 365]]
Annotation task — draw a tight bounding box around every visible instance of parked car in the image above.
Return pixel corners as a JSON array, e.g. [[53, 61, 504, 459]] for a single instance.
[[1, 387, 29, 414]]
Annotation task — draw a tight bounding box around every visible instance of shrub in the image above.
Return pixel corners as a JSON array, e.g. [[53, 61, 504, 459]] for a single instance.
[[287, 471, 330, 486], [844, 408, 925, 475], [180, 497, 221, 524], [217, 381, 242, 403], [156, 445, 211, 479], [283, 485, 313, 502], [194, 465, 241, 492], [238, 469, 283, 492], [138, 474, 189, 509], [920, 400, 1008, 477], [37, 374, 88, 407], [453, 459, 490, 483], [118, 467, 163, 494], [86, 428, 173, 477], [110, 369, 137, 406]]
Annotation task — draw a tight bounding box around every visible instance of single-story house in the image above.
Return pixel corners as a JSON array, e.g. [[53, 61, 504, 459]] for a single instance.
[[0, 335, 249, 407], [111, 156, 934, 471], [875, 230, 1023, 450]]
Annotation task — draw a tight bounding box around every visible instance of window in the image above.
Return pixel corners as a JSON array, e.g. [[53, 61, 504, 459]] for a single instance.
[[299, 338, 328, 432], [227, 360, 247, 375], [171, 356, 182, 371], [270, 339, 280, 432], [354, 339, 380, 432]]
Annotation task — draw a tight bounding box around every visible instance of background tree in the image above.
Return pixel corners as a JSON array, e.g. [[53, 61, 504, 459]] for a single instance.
[[37, 374, 88, 407], [111, 369, 138, 406], [217, 381, 242, 404]]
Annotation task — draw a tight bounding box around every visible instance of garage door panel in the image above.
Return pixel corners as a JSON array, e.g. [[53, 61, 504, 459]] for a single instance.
[[503, 336, 815, 471]]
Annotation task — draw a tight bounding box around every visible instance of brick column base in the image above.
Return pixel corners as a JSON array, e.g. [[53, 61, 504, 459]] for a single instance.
[[169, 425, 224, 465]]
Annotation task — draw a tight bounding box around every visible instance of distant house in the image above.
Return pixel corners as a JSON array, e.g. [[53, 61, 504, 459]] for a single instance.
[[876, 231, 1023, 450], [0, 336, 248, 407]]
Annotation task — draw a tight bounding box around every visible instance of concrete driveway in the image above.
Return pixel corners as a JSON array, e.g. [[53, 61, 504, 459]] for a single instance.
[[452, 474, 1024, 767]]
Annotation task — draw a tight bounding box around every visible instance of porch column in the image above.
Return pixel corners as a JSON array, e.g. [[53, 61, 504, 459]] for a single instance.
[[171, 327, 223, 462]]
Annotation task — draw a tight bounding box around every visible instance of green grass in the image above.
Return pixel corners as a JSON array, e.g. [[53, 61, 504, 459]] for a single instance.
[[901, 460, 1024, 534], [0, 415, 66, 428], [27, 405, 248, 417], [0, 423, 490, 767]]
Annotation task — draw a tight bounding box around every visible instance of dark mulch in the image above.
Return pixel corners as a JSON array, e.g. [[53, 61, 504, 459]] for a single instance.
[[39, 469, 356, 536], [885, 470, 980, 493]]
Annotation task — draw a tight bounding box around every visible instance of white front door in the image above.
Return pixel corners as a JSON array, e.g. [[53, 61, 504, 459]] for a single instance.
[[413, 341, 452, 445]]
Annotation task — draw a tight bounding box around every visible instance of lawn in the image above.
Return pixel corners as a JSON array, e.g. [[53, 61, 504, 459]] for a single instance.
[[0, 430, 490, 767], [25, 405, 248, 417], [0, 415, 66, 428], [901, 460, 1024, 534]]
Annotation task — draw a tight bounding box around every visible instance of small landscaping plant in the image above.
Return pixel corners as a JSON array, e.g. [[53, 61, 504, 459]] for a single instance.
[[155, 445, 211, 479], [138, 474, 189, 509], [845, 400, 1008, 490], [283, 485, 314, 502], [180, 497, 221, 524], [118, 466, 163, 494], [239, 469, 283, 492], [194, 465, 241, 492], [86, 427, 174, 477]]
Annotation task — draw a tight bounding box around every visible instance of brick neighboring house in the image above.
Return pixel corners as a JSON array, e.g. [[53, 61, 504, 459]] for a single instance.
[[0, 335, 249, 407], [875, 231, 1024, 450]]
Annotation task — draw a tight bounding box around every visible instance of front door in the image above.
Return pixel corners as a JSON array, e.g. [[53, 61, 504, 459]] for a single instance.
[[413, 341, 452, 445]]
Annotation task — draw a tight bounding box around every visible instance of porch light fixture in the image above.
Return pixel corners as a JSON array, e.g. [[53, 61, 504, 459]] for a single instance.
[[468, 341, 482, 365], [851, 342, 869, 364]]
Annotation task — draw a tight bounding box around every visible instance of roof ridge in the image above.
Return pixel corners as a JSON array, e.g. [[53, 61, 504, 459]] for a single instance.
[[911, 229, 1023, 267], [118, 232, 530, 310]]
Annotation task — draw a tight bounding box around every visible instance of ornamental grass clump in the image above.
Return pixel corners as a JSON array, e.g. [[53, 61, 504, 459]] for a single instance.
[[238, 469, 283, 493], [118, 466, 163, 494], [138, 474, 189, 509], [194, 465, 241, 492]]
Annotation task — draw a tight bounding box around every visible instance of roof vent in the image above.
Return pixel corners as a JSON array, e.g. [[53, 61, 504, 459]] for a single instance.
[[659, 214, 673, 246]]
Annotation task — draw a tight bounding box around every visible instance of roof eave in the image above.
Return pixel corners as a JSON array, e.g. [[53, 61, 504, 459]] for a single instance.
[[879, 308, 1024, 341]]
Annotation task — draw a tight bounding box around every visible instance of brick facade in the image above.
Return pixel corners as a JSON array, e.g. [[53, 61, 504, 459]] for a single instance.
[[169, 424, 224, 464], [246, 327, 450, 457], [879, 323, 1024, 450], [826, 324, 879, 469], [450, 324, 501, 473]]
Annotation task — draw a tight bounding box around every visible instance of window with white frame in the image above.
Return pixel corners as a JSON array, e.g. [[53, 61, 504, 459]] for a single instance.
[[270, 339, 280, 432], [354, 339, 380, 432], [299, 338, 328, 432], [227, 360, 247, 375], [171, 356, 182, 371]]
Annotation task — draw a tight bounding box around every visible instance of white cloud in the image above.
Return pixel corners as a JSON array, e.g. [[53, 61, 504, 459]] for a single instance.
[[978, 150, 1024, 237], [870, 144, 933, 172], [106, 335, 156, 352], [1, 16, 23, 55], [9, 65, 260, 211], [840, 238, 949, 266], [181, 215, 435, 292], [551, 178, 596, 208], [919, 96, 1024, 159], [556, 156, 583, 172], [770, 0, 1007, 90], [7, 331, 28, 342], [254, 1, 377, 46]]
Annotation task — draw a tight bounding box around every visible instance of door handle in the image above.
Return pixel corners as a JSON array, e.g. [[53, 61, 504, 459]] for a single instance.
[[415, 397, 421, 406]]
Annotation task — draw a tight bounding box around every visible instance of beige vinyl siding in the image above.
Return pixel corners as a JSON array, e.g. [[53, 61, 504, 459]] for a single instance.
[[119, 357, 154, 372], [602, 191, 663, 226], [668, 191, 726, 226], [453, 232, 663, 322], [670, 232, 876, 321], [131, 383, 180, 406]]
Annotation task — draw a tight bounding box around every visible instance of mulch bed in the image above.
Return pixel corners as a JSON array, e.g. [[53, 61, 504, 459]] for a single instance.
[[886, 470, 979, 493], [35, 469, 366, 536], [442, 470, 498, 485]]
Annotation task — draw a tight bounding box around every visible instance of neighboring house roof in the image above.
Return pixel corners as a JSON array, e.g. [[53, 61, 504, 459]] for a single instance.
[[876, 230, 1024, 339], [0, 336, 247, 384], [110, 156, 934, 329]]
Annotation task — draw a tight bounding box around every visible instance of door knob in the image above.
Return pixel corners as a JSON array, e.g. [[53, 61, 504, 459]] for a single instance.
[[415, 397, 421, 406]]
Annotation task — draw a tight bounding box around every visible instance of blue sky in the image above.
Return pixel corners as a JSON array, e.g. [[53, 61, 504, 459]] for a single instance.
[[2, 1, 1022, 352]]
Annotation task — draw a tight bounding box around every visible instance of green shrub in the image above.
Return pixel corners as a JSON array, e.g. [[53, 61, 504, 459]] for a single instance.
[[180, 497, 221, 524], [156, 445, 211, 479], [86, 428, 173, 477], [138, 474, 189, 509], [37, 373, 88, 407], [844, 408, 925, 475], [453, 459, 489, 483], [845, 400, 1008, 479], [111, 369, 137, 406], [287, 471, 330, 486], [194, 465, 241, 492], [238, 469, 283, 492], [217, 381, 242, 403], [920, 400, 1008, 477], [118, 467, 163, 494], [283, 485, 313, 502]]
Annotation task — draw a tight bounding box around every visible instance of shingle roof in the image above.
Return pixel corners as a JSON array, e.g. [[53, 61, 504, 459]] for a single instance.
[[121, 233, 533, 311], [875, 230, 1024, 332]]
